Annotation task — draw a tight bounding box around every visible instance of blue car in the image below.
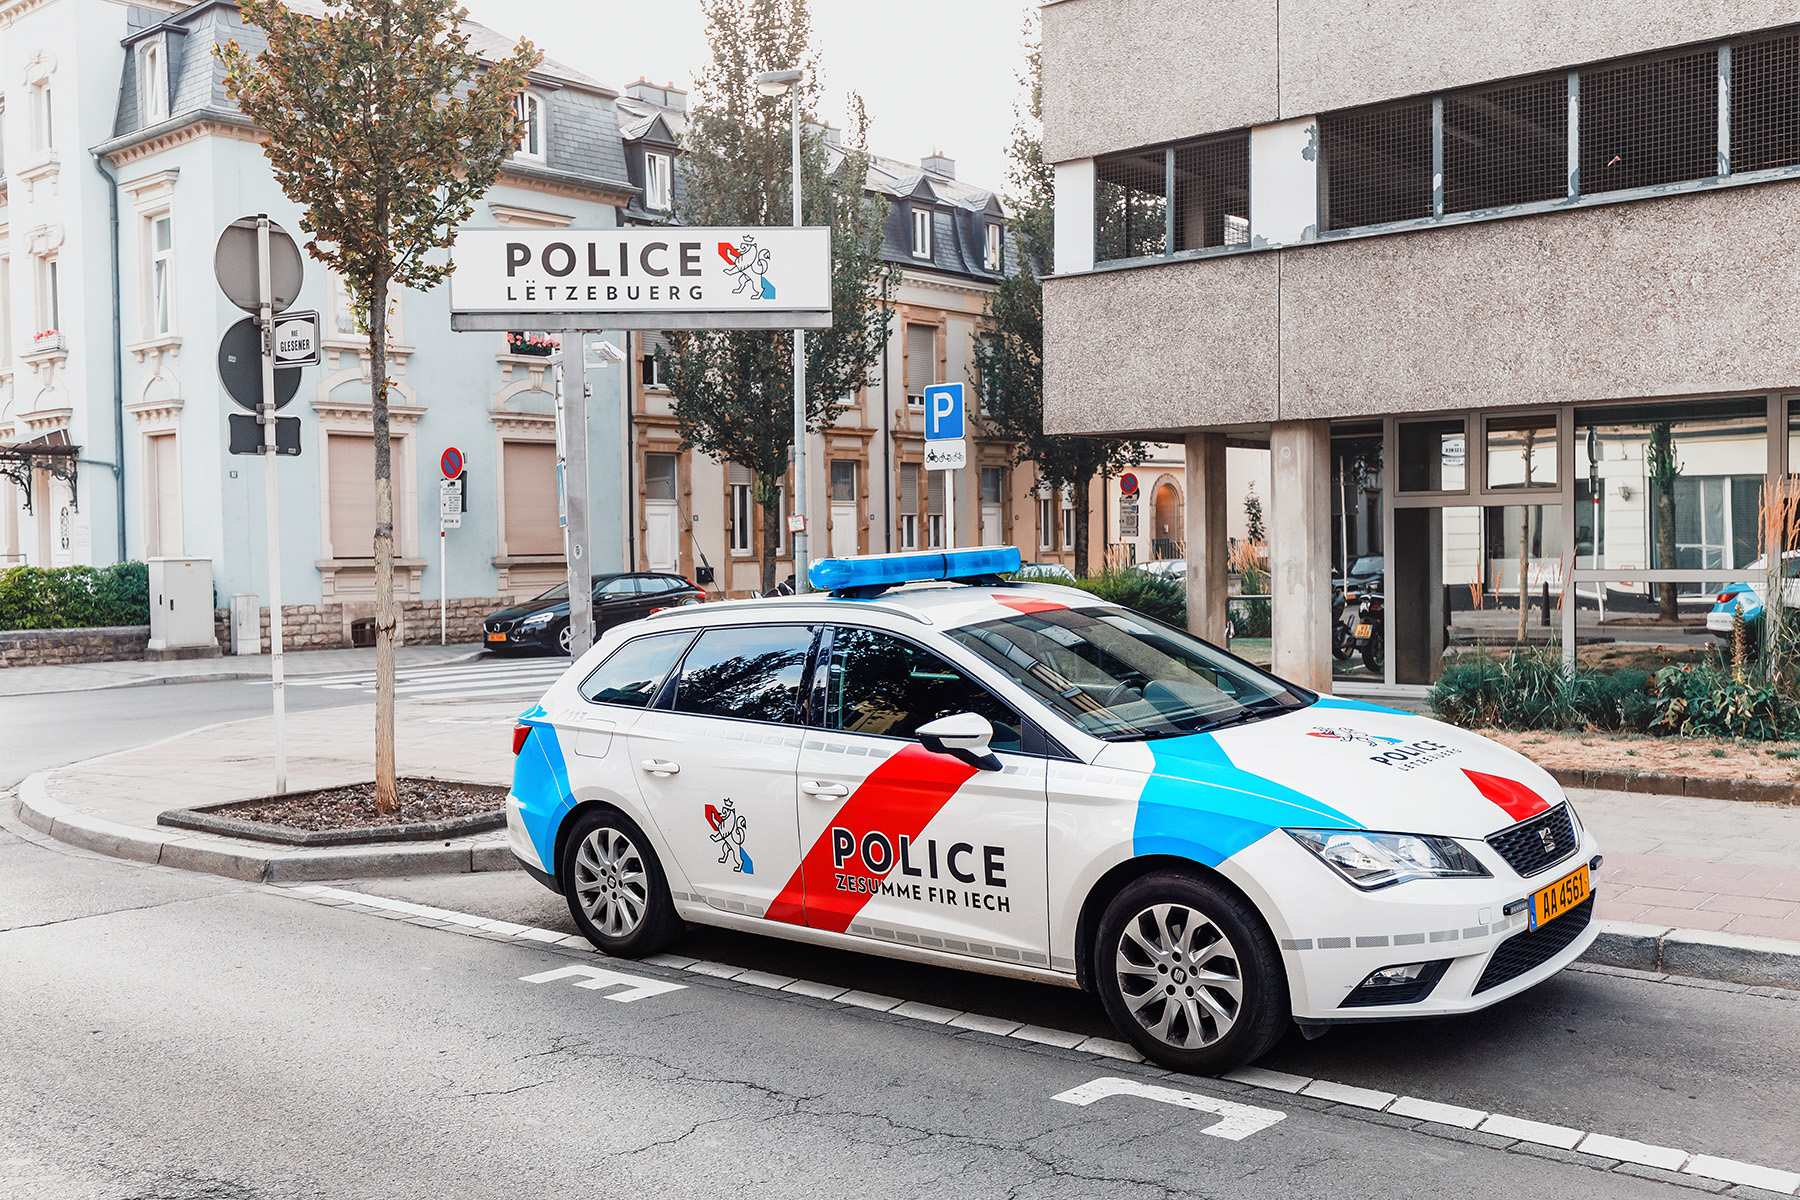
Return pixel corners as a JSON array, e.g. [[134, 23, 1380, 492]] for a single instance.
[[1706, 553, 1800, 646]]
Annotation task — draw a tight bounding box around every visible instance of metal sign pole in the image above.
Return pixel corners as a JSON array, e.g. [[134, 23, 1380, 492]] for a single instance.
[[256, 214, 286, 795], [440, 516, 447, 646], [790, 84, 810, 594], [556, 348, 593, 658]]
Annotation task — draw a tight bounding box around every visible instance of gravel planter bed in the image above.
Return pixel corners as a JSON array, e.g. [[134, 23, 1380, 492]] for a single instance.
[[158, 778, 506, 846]]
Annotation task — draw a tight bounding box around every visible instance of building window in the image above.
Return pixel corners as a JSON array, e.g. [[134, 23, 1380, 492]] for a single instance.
[[927, 470, 946, 549], [1320, 99, 1433, 230], [905, 322, 935, 408], [773, 484, 787, 555], [1733, 28, 1800, 173], [502, 441, 560, 557], [0, 257, 11, 367], [1094, 133, 1249, 264], [1443, 74, 1568, 214], [911, 206, 932, 258], [645, 151, 672, 211], [145, 213, 174, 337], [327, 434, 409, 559], [1094, 148, 1167, 261], [983, 222, 1002, 271], [980, 466, 1003, 504], [0, 96, 7, 175], [31, 82, 52, 152], [514, 92, 543, 160], [1580, 46, 1719, 195], [1038, 495, 1053, 550], [137, 37, 168, 124], [1172, 134, 1251, 250], [1062, 495, 1076, 551], [729, 463, 753, 554], [900, 465, 920, 550], [641, 350, 661, 388], [38, 257, 60, 332], [830, 459, 856, 503]]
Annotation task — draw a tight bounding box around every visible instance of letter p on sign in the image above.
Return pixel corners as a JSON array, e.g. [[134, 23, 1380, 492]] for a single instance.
[[924, 383, 964, 441]]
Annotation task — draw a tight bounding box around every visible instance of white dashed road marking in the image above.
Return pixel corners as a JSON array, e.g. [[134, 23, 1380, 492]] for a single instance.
[[519, 964, 686, 1003], [288, 884, 1800, 1196], [1053, 1076, 1287, 1141]]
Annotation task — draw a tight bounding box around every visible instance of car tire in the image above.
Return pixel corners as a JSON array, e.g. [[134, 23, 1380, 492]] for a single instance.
[[1093, 870, 1289, 1074], [559, 807, 683, 957], [555, 621, 573, 656]]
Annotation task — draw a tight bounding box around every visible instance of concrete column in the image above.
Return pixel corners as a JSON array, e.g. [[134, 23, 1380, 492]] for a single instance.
[[1269, 420, 1332, 693], [1053, 160, 1095, 274], [1184, 433, 1229, 643]]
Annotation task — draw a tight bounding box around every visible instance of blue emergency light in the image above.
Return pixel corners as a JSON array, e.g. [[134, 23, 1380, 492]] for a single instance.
[[807, 546, 1023, 597]]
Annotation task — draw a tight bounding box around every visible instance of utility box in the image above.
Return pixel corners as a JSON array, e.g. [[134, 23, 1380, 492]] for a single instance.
[[230, 593, 262, 656], [147, 557, 219, 658]]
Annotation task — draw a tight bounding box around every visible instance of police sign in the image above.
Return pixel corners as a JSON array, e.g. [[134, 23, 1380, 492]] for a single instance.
[[448, 227, 833, 332]]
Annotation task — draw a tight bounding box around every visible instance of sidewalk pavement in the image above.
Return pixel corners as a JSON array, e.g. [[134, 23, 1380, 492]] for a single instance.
[[0, 642, 486, 697], [8, 700, 1800, 986]]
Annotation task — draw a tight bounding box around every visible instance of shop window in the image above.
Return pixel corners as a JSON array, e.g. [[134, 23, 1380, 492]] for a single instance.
[[1732, 29, 1800, 173], [1331, 429, 1384, 584], [1484, 414, 1558, 490], [1578, 46, 1717, 195], [1320, 98, 1433, 230], [1397, 419, 1467, 493], [1443, 73, 1567, 213]]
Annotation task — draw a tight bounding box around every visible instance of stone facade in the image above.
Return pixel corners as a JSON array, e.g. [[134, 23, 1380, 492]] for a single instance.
[[0, 625, 150, 667], [212, 599, 495, 654]]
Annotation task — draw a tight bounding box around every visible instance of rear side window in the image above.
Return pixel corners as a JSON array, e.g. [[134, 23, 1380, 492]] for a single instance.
[[579, 631, 695, 708], [670, 625, 816, 724], [824, 626, 1022, 752]]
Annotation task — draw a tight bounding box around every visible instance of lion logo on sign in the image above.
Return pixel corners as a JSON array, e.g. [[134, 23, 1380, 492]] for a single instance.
[[705, 798, 754, 874], [719, 236, 776, 300]]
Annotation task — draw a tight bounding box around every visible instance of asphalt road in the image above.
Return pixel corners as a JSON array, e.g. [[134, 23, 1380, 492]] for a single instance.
[[4, 822, 1796, 1199]]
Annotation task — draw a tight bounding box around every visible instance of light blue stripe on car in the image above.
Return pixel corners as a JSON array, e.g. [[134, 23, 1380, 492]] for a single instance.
[[1134, 728, 1360, 867], [512, 703, 573, 873]]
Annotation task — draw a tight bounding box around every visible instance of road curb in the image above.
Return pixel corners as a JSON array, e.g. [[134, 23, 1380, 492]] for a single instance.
[[14, 769, 516, 884], [0, 647, 489, 698], [1587, 920, 1800, 990], [1548, 766, 1799, 806]]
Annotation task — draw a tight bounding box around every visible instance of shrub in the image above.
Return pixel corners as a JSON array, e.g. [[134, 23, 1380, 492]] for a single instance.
[[1066, 568, 1186, 626], [1650, 660, 1800, 741], [0, 562, 150, 630], [1430, 647, 1657, 733]]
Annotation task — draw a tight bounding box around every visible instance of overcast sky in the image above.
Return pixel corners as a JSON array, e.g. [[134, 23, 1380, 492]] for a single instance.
[[458, 0, 1034, 195]]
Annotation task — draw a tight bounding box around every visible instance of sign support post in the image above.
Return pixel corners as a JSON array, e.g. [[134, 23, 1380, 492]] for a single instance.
[[922, 382, 968, 552], [555, 346, 593, 659], [255, 214, 287, 795]]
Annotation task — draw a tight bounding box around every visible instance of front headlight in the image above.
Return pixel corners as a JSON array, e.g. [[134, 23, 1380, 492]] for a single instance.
[[1286, 829, 1491, 890], [519, 611, 554, 629]]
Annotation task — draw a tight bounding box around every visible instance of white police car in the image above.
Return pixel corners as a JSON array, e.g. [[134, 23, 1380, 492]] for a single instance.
[[507, 548, 1600, 1072]]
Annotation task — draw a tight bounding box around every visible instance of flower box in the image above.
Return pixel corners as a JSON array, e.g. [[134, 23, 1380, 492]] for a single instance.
[[506, 332, 557, 358], [30, 331, 66, 354]]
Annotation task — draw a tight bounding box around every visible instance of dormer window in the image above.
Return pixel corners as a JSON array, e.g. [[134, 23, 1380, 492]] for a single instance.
[[138, 36, 168, 124], [514, 91, 543, 160], [645, 151, 672, 211], [911, 206, 931, 259], [984, 223, 1002, 271]]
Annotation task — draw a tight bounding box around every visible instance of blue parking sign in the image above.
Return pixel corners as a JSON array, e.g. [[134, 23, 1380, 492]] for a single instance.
[[923, 382, 964, 440]]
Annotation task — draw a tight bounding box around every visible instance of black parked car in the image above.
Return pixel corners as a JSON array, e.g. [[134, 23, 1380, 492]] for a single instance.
[[483, 573, 704, 655]]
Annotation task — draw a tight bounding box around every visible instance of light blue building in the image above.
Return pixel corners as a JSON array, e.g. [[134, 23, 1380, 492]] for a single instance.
[[0, 0, 639, 648]]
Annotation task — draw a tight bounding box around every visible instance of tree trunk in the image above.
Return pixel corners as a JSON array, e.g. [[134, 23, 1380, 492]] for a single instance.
[[760, 478, 779, 595], [371, 271, 398, 815], [1517, 431, 1535, 643], [1072, 475, 1092, 579], [1656, 483, 1679, 622]]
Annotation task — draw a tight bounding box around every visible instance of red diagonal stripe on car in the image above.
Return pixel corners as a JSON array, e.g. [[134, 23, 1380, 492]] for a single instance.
[[996, 596, 1067, 615], [764, 744, 977, 932], [1462, 768, 1551, 822]]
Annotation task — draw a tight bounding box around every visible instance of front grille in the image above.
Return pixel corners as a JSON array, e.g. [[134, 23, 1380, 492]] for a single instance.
[[1485, 803, 1578, 878], [486, 618, 517, 634], [1474, 896, 1594, 994]]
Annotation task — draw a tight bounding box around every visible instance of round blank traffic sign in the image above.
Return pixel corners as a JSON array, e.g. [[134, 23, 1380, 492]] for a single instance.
[[214, 216, 304, 315], [217, 317, 302, 411]]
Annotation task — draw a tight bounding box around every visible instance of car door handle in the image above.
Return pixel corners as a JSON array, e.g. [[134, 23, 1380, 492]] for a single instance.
[[640, 759, 681, 777], [800, 780, 849, 798]]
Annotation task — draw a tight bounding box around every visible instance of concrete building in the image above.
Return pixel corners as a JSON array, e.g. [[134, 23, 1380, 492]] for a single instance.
[[0, 0, 633, 646], [1040, 1, 1800, 695]]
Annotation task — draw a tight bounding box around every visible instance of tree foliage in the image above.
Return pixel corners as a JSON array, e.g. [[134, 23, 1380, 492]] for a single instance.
[[219, 0, 539, 811], [661, 0, 889, 594], [973, 12, 1143, 578]]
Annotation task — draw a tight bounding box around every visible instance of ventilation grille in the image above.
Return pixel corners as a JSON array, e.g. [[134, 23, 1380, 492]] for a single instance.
[[1173, 134, 1251, 250], [1733, 29, 1800, 173], [1094, 148, 1168, 262], [1444, 74, 1569, 212], [1485, 804, 1580, 878], [1475, 896, 1593, 994], [1580, 47, 1718, 194]]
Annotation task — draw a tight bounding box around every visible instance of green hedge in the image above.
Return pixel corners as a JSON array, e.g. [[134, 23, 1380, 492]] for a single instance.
[[0, 563, 150, 631], [1064, 569, 1187, 627]]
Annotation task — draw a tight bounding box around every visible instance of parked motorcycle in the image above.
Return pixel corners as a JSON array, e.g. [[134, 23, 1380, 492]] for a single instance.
[[1332, 586, 1356, 662], [1351, 592, 1385, 673]]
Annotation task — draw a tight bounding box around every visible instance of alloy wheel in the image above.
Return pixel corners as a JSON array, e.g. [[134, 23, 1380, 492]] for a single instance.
[[572, 826, 649, 938], [558, 623, 573, 655], [1113, 902, 1244, 1050]]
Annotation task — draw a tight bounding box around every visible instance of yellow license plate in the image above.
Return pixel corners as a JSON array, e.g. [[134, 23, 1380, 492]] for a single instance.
[[1354, 623, 1372, 639], [1530, 863, 1591, 931], [487, 632, 507, 643]]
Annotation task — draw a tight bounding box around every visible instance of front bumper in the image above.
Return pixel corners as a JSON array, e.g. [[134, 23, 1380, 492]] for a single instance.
[[1221, 822, 1603, 1023], [486, 620, 556, 650]]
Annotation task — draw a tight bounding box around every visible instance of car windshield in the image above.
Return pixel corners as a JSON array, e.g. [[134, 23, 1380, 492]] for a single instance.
[[947, 606, 1312, 741], [1350, 556, 1383, 576], [531, 582, 570, 602]]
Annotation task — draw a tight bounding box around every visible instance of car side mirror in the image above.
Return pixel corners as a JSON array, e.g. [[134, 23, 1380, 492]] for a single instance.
[[917, 713, 1002, 772]]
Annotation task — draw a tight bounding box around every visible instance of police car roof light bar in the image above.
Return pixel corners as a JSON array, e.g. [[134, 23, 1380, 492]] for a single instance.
[[808, 546, 1024, 598]]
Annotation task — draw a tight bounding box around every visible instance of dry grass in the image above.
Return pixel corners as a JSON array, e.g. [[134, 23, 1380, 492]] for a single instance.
[[1488, 729, 1800, 782]]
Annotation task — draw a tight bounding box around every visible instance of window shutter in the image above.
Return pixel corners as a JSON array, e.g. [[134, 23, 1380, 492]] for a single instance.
[[905, 324, 936, 392], [927, 470, 945, 517], [327, 434, 378, 559], [899, 465, 919, 512], [728, 461, 752, 487], [503, 441, 562, 556]]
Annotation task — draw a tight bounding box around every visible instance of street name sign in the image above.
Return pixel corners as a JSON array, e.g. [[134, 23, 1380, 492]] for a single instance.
[[272, 311, 321, 367], [924, 438, 967, 471], [447, 227, 833, 331], [923, 382, 965, 441]]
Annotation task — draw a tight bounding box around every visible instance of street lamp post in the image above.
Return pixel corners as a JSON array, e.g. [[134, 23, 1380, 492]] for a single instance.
[[757, 67, 808, 593]]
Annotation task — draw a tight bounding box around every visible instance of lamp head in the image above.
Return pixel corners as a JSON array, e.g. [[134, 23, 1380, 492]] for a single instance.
[[756, 68, 803, 96]]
